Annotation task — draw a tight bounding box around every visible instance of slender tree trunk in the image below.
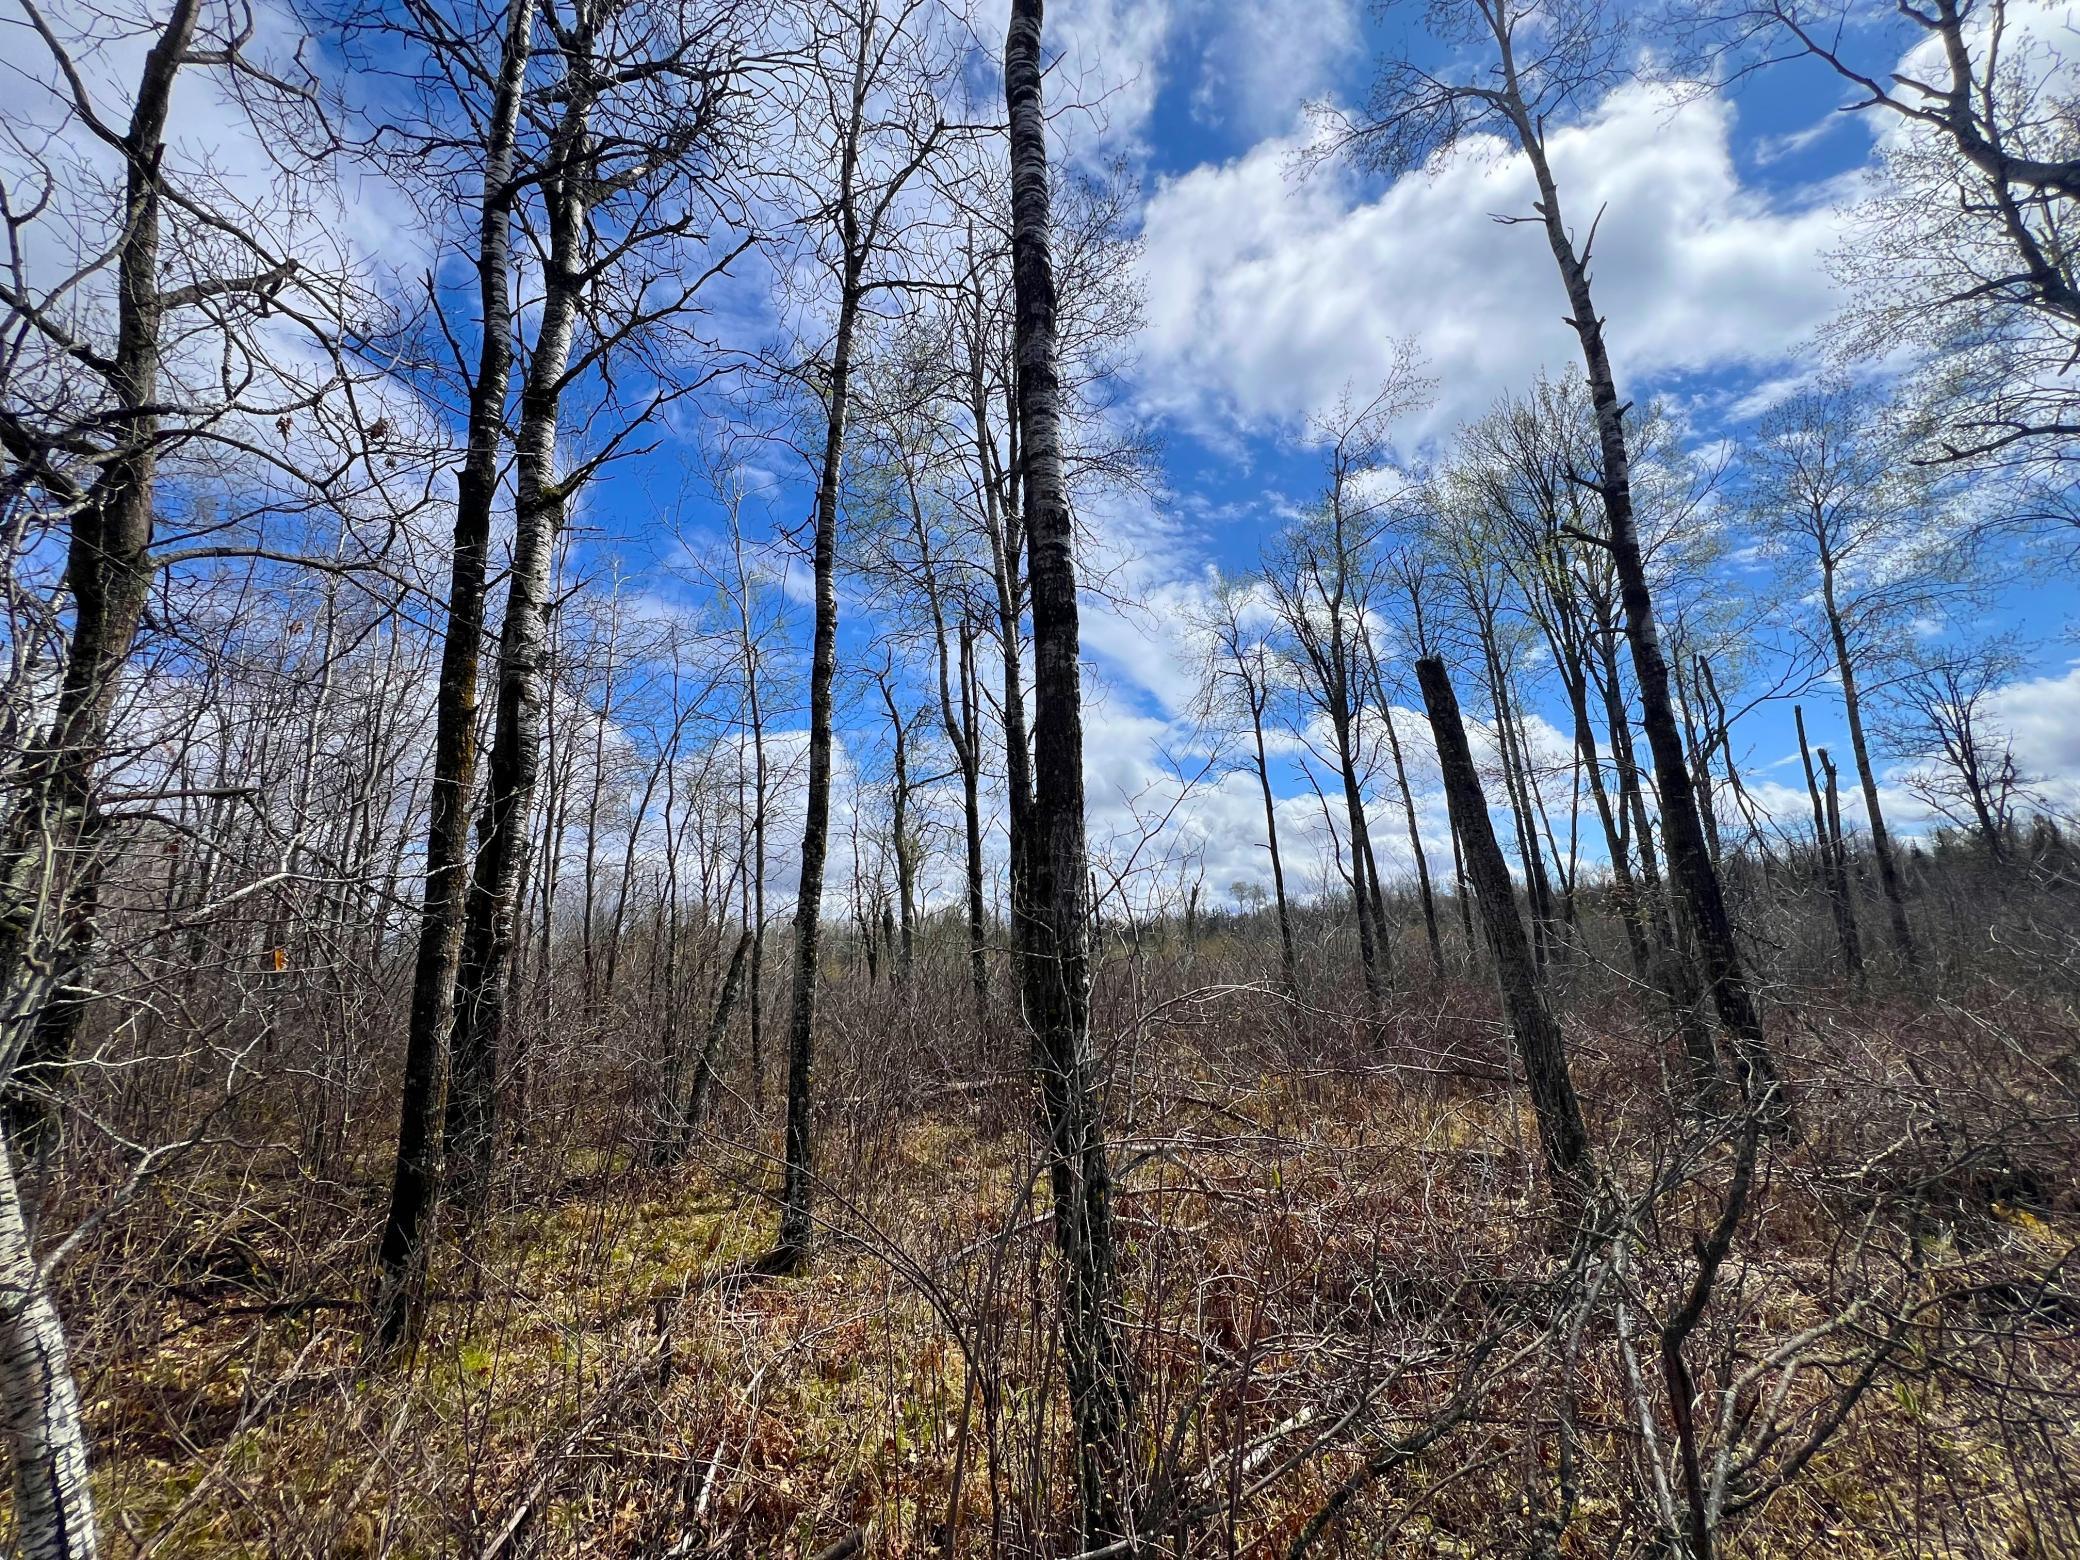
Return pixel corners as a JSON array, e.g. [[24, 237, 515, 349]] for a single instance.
[[776, 260, 863, 1259], [918, 504, 990, 1024], [879, 678, 917, 985], [1416, 658, 1592, 1198], [1503, 86, 1786, 1117], [1671, 649, 1724, 868], [1008, 2, 1136, 1540], [0, 12, 198, 1541], [1796, 706, 1865, 987], [1820, 560, 1917, 969], [984, 451, 1036, 985], [1, 0, 202, 1153], [1360, 825, 1391, 977], [1373, 671, 1443, 981], [732, 524, 770, 1112], [1478, 626, 1556, 971], [1331, 702, 1388, 1020], [1821, 750, 1868, 988], [1448, 810, 1475, 945], [657, 930, 752, 1164], [1251, 704, 1301, 999], [375, 0, 535, 1345], [957, 621, 989, 1021], [1557, 644, 1649, 983], [579, 614, 620, 1008], [1698, 655, 1768, 872]]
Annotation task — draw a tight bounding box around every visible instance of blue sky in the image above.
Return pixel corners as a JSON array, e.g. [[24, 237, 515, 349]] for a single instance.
[[14, 0, 2071, 915], [893, 0, 2080, 906]]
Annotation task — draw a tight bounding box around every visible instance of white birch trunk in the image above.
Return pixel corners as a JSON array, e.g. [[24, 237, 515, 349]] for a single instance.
[[1, 1141, 99, 1560]]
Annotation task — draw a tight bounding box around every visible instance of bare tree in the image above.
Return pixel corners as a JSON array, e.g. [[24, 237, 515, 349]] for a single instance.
[[372, 0, 539, 1351], [1200, 576, 1301, 999], [1700, 0, 2080, 479], [1878, 636, 2031, 863], [1264, 373, 1426, 1023], [1795, 704, 1866, 985], [756, 0, 957, 1264], [1336, 0, 1786, 1113], [1008, 0, 1136, 1540], [439, 0, 755, 1206], [1741, 379, 1971, 970], [0, 0, 372, 1540]]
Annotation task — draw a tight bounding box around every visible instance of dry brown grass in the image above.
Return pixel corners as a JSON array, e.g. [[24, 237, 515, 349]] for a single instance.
[[12, 941, 2080, 1559]]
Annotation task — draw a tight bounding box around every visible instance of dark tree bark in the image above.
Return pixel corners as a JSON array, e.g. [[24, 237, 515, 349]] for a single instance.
[[1007, 0, 1136, 1542], [1817, 547, 1918, 970], [1498, 76, 1787, 1118], [442, 48, 600, 1207], [1370, 659, 1443, 981], [914, 494, 990, 1023], [0, 0, 212, 1152], [1475, 623, 1558, 971], [775, 265, 855, 1257], [967, 273, 1037, 991], [731, 522, 771, 1111], [955, 618, 989, 1017], [877, 669, 918, 985], [1247, 670, 1301, 1000], [1797, 707, 1863, 990], [1417, 657, 1592, 1198], [375, 0, 536, 1348], [0, 6, 222, 1546]]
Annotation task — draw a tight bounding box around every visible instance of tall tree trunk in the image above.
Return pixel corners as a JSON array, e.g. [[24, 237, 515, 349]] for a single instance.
[[981, 413, 1036, 988], [917, 502, 990, 1023], [1501, 81, 1786, 1117], [1796, 706, 1865, 987], [1555, 640, 1649, 983], [732, 523, 770, 1112], [1370, 661, 1443, 981], [443, 79, 594, 1206], [1698, 655, 1768, 871], [776, 261, 863, 1259], [1820, 556, 1918, 969], [957, 620, 989, 1022], [0, 0, 201, 1150], [1671, 648, 1725, 869], [1008, 1, 1136, 1541], [879, 677, 917, 985], [1416, 658, 1592, 1199], [375, 0, 535, 1346], [1331, 701, 1388, 1020], [0, 11, 200, 1544], [1448, 810, 1475, 945], [1477, 625, 1557, 972], [1251, 701, 1301, 999]]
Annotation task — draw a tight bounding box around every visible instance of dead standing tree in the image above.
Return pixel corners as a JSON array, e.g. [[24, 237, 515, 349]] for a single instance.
[[1417, 656, 1593, 1198], [1338, 0, 1787, 1114]]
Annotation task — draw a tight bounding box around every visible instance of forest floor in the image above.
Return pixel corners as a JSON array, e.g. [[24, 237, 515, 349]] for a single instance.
[[29, 977, 2080, 1557]]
